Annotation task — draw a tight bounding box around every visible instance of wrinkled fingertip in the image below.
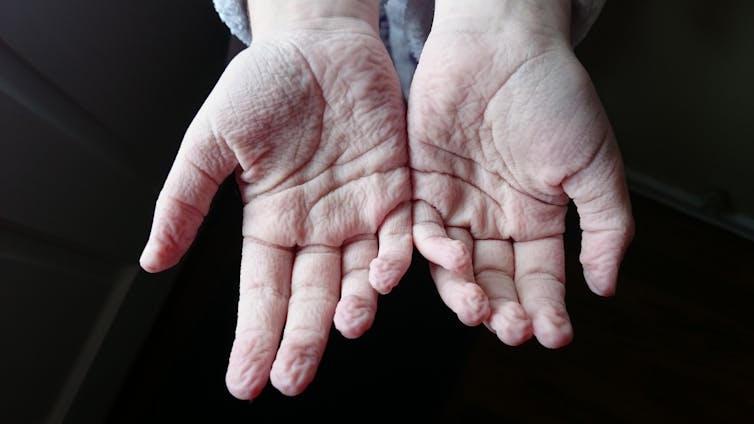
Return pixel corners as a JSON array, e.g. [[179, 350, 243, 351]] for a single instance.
[[583, 267, 618, 297], [445, 239, 472, 272], [532, 311, 574, 349], [269, 351, 318, 397], [414, 234, 472, 274], [138, 242, 165, 273], [579, 226, 633, 297], [225, 373, 265, 401], [139, 244, 181, 274], [334, 296, 375, 339], [453, 282, 490, 326], [498, 327, 534, 347], [224, 338, 273, 401], [368, 257, 408, 294], [536, 328, 574, 350], [225, 364, 267, 401], [486, 302, 534, 346]]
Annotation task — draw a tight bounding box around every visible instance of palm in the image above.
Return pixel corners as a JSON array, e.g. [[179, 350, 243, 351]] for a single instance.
[[141, 29, 412, 398], [225, 34, 408, 247], [408, 32, 633, 348]]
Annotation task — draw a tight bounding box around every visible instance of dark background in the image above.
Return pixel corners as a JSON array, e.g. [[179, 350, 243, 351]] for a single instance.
[[107, 186, 754, 423], [2, 0, 750, 422], [107, 2, 754, 423]]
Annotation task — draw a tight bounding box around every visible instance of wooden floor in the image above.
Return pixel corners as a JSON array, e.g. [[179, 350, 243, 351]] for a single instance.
[[107, 183, 754, 423]]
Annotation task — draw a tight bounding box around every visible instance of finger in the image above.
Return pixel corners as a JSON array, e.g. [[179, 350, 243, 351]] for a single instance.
[[335, 236, 379, 339], [430, 227, 490, 326], [412, 201, 471, 272], [514, 237, 573, 349], [563, 133, 635, 296], [225, 237, 293, 400], [473, 239, 533, 346], [270, 245, 340, 396], [370, 201, 412, 294], [140, 114, 236, 272]]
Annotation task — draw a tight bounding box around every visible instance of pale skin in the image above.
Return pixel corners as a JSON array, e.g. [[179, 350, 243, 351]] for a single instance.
[[140, 0, 634, 400], [410, 0, 634, 348], [140, 0, 412, 398]]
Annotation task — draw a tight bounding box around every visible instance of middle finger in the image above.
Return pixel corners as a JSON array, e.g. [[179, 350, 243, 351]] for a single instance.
[[269, 244, 340, 396]]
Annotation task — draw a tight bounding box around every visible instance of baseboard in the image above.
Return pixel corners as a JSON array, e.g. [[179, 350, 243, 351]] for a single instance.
[[626, 168, 754, 242]]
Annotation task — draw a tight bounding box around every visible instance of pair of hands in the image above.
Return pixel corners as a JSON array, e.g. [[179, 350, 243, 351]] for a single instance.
[[140, 0, 633, 400]]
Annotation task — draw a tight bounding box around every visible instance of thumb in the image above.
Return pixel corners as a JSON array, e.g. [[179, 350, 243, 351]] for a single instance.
[[140, 110, 236, 273], [563, 132, 635, 296]]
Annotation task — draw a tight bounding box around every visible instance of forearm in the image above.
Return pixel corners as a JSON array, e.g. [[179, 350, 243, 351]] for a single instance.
[[432, 0, 571, 42], [248, 0, 382, 37]]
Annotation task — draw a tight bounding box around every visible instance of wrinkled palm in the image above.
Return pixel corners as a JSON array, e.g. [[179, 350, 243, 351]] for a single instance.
[[140, 27, 412, 399], [408, 31, 634, 348]]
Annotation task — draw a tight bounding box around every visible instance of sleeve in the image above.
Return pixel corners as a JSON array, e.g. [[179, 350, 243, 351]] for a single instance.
[[384, 0, 606, 96], [386, 0, 606, 63], [212, 0, 606, 50], [211, 0, 393, 48], [213, 0, 252, 45], [212, 0, 606, 97]]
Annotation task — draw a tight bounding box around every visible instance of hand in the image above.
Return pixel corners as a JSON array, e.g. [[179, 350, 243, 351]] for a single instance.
[[139, 2, 411, 399], [408, 0, 634, 348]]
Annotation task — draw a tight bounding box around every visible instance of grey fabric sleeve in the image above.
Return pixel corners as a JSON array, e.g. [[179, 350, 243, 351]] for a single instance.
[[212, 0, 606, 49], [213, 0, 251, 45], [212, 0, 606, 96]]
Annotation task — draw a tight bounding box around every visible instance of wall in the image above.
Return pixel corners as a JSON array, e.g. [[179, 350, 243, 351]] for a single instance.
[[0, 1, 229, 423], [577, 0, 754, 240]]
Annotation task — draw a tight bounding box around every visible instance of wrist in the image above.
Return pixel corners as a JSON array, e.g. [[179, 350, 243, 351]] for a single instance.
[[432, 0, 571, 44], [248, 0, 381, 38]]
